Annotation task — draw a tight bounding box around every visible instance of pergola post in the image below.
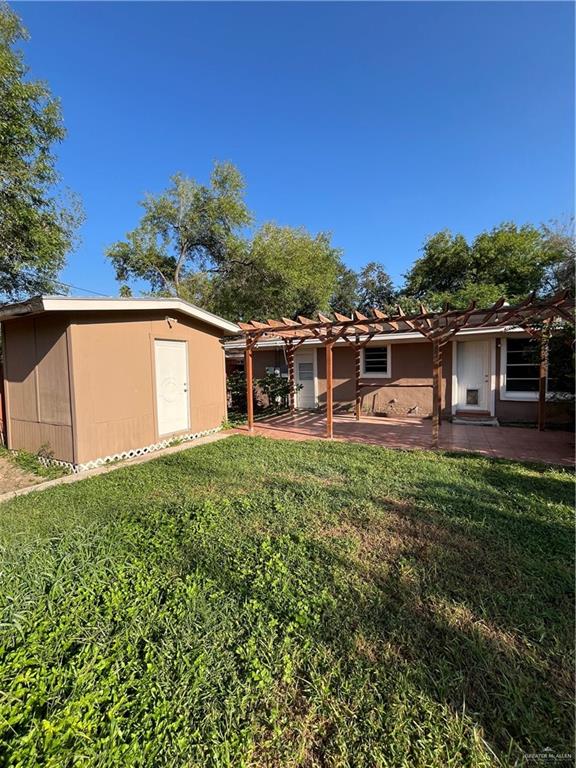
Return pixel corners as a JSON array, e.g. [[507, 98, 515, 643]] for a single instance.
[[354, 342, 361, 421], [431, 339, 442, 447], [245, 340, 254, 432], [325, 338, 334, 438], [538, 324, 550, 432], [286, 343, 296, 413]]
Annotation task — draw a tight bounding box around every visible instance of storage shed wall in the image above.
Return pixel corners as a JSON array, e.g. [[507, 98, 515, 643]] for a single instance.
[[3, 316, 74, 461], [68, 312, 227, 464]]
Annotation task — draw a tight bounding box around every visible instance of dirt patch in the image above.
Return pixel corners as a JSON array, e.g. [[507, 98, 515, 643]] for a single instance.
[[0, 456, 41, 495]]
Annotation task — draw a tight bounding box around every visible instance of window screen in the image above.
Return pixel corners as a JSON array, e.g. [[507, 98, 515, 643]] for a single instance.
[[298, 362, 314, 381], [364, 346, 388, 374], [506, 338, 539, 393]]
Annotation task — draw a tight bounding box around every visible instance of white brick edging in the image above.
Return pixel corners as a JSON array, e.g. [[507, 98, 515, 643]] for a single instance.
[[0, 430, 232, 505], [39, 426, 223, 473]]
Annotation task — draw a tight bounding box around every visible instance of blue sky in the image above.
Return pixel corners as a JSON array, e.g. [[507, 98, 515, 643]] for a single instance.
[[14, 1, 575, 296]]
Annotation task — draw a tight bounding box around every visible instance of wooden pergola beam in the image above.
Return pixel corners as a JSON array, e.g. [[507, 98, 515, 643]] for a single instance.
[[237, 294, 574, 345], [431, 339, 442, 448], [538, 319, 551, 432], [245, 340, 255, 432], [325, 337, 334, 438]]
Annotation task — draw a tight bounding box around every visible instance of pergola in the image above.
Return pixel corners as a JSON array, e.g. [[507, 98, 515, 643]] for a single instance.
[[237, 291, 574, 446]]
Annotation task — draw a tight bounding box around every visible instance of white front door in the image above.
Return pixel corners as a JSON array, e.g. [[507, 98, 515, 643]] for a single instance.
[[456, 340, 491, 412], [295, 351, 317, 409], [154, 340, 190, 435]]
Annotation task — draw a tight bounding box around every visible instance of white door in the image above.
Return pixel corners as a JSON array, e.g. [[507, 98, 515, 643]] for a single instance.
[[456, 340, 491, 412], [154, 340, 190, 435], [295, 351, 317, 409]]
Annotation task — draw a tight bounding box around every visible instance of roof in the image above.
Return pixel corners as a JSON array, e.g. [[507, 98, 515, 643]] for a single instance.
[[0, 295, 240, 335]]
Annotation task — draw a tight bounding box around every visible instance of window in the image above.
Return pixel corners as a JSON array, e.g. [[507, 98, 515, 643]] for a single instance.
[[298, 362, 314, 381], [504, 338, 539, 396], [362, 345, 390, 377]]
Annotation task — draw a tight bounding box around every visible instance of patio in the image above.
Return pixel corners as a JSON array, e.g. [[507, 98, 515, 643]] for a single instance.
[[237, 412, 575, 466]]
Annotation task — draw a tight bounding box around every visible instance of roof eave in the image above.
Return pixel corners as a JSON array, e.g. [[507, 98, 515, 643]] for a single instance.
[[0, 295, 240, 335]]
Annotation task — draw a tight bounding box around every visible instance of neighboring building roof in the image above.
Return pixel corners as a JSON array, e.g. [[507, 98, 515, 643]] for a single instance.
[[0, 295, 240, 335]]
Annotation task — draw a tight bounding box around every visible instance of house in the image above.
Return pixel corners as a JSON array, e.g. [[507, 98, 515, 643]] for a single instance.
[[225, 322, 573, 427], [0, 296, 239, 471]]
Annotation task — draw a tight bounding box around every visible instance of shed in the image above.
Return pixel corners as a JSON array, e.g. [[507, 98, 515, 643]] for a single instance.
[[0, 296, 239, 471]]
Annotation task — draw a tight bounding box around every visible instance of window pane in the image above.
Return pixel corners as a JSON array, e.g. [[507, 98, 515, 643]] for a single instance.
[[507, 338, 538, 363], [506, 379, 539, 392], [298, 362, 314, 381], [506, 364, 539, 379], [364, 347, 388, 373]]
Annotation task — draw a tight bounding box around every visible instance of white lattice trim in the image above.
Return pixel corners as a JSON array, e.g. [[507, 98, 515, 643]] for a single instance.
[[37, 426, 223, 473]]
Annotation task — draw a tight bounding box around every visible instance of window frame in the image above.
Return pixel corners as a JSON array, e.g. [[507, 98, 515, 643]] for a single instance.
[[361, 344, 391, 379], [499, 337, 539, 401]]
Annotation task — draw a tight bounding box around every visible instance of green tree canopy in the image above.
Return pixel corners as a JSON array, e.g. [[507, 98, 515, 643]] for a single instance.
[[107, 166, 344, 321], [212, 222, 343, 321], [357, 261, 396, 314], [403, 222, 569, 309], [106, 164, 252, 298], [0, 3, 82, 300], [330, 266, 360, 316]]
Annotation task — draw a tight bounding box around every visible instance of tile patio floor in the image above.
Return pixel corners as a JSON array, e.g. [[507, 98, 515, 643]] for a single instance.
[[236, 411, 575, 466]]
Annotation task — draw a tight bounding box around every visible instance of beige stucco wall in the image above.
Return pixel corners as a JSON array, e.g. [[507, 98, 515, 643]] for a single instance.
[[251, 340, 452, 417], [316, 342, 451, 417], [68, 311, 228, 464], [3, 315, 74, 461]]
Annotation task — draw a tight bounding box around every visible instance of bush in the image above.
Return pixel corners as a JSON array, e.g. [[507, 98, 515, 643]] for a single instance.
[[227, 371, 299, 416]]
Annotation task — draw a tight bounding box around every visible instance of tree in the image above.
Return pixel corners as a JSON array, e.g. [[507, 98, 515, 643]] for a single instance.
[[107, 166, 344, 321], [212, 223, 343, 321], [403, 223, 565, 309], [357, 262, 396, 314], [330, 266, 359, 315], [106, 163, 252, 299], [0, 3, 82, 300], [540, 218, 575, 296], [402, 231, 472, 302]]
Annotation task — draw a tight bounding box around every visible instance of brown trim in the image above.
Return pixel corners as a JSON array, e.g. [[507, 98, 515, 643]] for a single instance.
[[354, 344, 361, 421], [245, 341, 254, 431], [65, 324, 79, 465], [431, 340, 442, 446], [1, 323, 12, 449], [32, 318, 41, 423], [325, 339, 334, 438], [538, 322, 550, 431]]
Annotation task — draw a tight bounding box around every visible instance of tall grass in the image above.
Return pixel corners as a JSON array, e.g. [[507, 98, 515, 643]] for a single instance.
[[0, 437, 573, 766]]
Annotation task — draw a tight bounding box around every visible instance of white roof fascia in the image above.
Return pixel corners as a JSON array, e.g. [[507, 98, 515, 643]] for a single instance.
[[0, 296, 240, 334], [223, 325, 530, 350]]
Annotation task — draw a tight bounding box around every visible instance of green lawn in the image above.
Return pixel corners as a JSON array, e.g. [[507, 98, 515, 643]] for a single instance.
[[0, 436, 573, 767]]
